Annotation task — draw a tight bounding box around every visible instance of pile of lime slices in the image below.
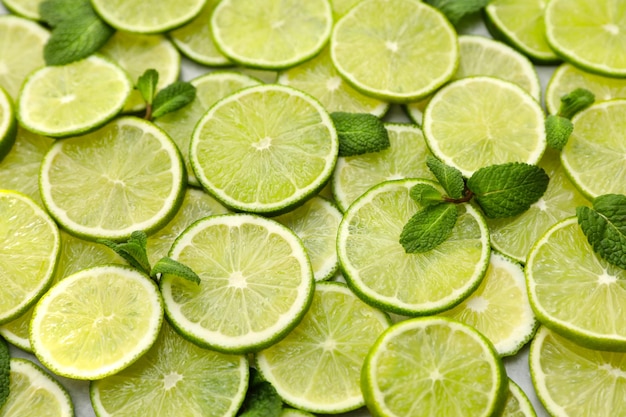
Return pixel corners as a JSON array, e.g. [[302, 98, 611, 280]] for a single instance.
[[2, 0, 626, 416]]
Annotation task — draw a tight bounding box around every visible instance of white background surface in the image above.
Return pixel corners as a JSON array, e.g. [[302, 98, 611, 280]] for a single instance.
[[1, 3, 555, 416]]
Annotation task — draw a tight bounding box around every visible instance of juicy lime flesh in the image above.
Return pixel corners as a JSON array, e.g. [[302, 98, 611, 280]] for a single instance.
[[2, 0, 43, 20], [528, 218, 626, 345], [92, 322, 248, 417], [561, 100, 626, 198]]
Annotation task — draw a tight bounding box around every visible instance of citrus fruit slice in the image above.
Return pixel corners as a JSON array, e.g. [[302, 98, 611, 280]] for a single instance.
[[271, 196, 342, 282], [256, 281, 391, 413], [337, 179, 491, 316], [155, 71, 260, 187], [90, 0, 206, 34], [440, 252, 537, 357], [190, 84, 338, 214], [330, 0, 458, 102], [362, 316, 507, 417], [423, 76, 546, 177], [503, 379, 537, 417], [17, 55, 132, 138], [211, 0, 333, 69], [90, 321, 248, 417], [331, 123, 436, 212], [30, 264, 164, 380], [281, 409, 316, 417], [331, 0, 361, 18], [0, 15, 49, 100], [0, 85, 17, 162], [526, 217, 626, 351], [277, 47, 388, 117], [39, 116, 185, 241], [0, 358, 73, 417], [161, 213, 314, 353], [530, 326, 626, 417], [0, 190, 59, 325], [561, 100, 626, 199], [99, 31, 180, 113], [485, 0, 559, 63], [1, 0, 43, 20], [545, 0, 626, 77]]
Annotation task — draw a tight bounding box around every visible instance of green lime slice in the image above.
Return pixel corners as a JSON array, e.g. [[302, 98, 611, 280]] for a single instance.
[[256, 281, 391, 413], [530, 326, 626, 417], [211, 0, 333, 69], [330, 0, 458, 102], [161, 213, 314, 353], [30, 265, 164, 380], [423, 76, 546, 177], [545, 0, 626, 77], [280, 408, 316, 417], [190, 84, 338, 214], [1, 0, 43, 20], [527, 217, 626, 351], [503, 379, 537, 417], [90, 321, 249, 417], [0, 190, 59, 325], [0, 86, 16, 162], [17, 55, 132, 138], [362, 317, 507, 417], [330, 0, 362, 18], [561, 100, 626, 199], [337, 179, 491, 316], [39, 116, 185, 241], [0, 358, 73, 417]]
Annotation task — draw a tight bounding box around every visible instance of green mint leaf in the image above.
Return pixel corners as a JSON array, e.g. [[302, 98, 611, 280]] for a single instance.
[[151, 81, 197, 119], [545, 115, 574, 151], [409, 183, 444, 206], [400, 203, 458, 253], [424, 0, 489, 25], [137, 69, 159, 106], [0, 336, 9, 409], [426, 155, 465, 199], [467, 163, 549, 218], [577, 194, 626, 270], [97, 231, 151, 275], [39, 0, 92, 27], [237, 382, 282, 417], [558, 88, 595, 120], [330, 112, 390, 157], [151, 257, 201, 285]]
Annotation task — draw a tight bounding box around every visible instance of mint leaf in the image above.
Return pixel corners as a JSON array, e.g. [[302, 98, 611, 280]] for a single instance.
[[545, 115, 574, 151], [400, 203, 458, 253], [151, 257, 201, 285], [558, 88, 595, 120], [426, 155, 465, 199], [98, 231, 151, 275], [237, 369, 282, 417], [330, 112, 390, 157], [151, 81, 197, 119], [410, 183, 443, 206], [0, 336, 9, 409], [467, 163, 549, 218], [137, 69, 159, 106], [39, 0, 92, 27], [424, 0, 489, 25]]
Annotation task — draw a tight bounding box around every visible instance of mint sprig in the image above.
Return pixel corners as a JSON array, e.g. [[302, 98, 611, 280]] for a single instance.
[[0, 336, 9, 410], [426, 155, 465, 199], [400, 203, 458, 253], [237, 368, 282, 417], [424, 0, 489, 25], [545, 88, 595, 151], [136, 70, 197, 120], [330, 112, 390, 157]]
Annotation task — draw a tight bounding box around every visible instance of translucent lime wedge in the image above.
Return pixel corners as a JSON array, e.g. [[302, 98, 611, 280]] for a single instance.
[[0, 85, 16, 162]]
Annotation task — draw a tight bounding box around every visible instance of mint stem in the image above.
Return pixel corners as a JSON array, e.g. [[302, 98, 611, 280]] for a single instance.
[[442, 189, 474, 204], [144, 103, 153, 121]]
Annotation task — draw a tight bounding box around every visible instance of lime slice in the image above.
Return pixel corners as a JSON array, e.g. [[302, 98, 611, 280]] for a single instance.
[[527, 217, 626, 351], [277, 47, 388, 117], [211, 0, 333, 69], [0, 358, 73, 417], [17, 55, 132, 138], [155, 71, 260, 187], [271, 196, 342, 282], [330, 0, 361, 18], [545, 0, 626, 77], [0, 85, 17, 162], [530, 326, 626, 417], [190, 84, 338, 214], [256, 281, 391, 413], [39, 116, 185, 241], [503, 379, 537, 417], [561, 100, 626, 199], [146, 188, 230, 266], [0, 127, 53, 207], [337, 179, 491, 316], [0, 15, 48, 100], [331, 123, 436, 212], [546, 63, 626, 115], [30, 264, 164, 380], [423, 76, 546, 177], [440, 252, 537, 357], [161, 213, 314, 353], [1, 0, 43, 20], [169, 0, 232, 67], [485, 0, 559, 63], [330, 0, 458, 102], [404, 97, 430, 126], [90, 0, 206, 34], [99, 31, 180, 113], [362, 317, 507, 417], [281, 409, 316, 417], [0, 190, 59, 325], [485, 149, 590, 263], [90, 321, 248, 417]]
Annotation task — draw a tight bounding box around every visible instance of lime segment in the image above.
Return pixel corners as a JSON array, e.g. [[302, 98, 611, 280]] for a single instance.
[[0, 85, 16, 161]]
